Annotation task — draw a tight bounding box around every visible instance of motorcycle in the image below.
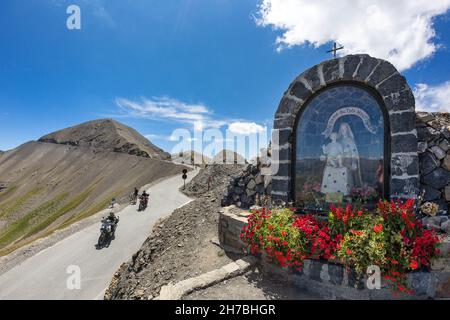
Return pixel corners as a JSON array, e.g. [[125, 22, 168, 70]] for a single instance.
[[97, 217, 119, 247], [138, 195, 149, 211]]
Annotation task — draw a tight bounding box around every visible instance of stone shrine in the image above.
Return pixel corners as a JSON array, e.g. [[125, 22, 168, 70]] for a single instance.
[[271, 54, 420, 208]]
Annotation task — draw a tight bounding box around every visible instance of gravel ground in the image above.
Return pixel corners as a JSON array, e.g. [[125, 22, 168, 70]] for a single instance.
[[183, 271, 322, 300]]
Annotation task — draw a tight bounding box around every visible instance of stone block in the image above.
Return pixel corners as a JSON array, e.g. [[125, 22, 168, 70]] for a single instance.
[[342, 55, 362, 81], [273, 163, 290, 177], [422, 185, 442, 202], [353, 55, 380, 82], [390, 112, 416, 134], [247, 179, 256, 190], [417, 127, 440, 142], [445, 186, 450, 202], [439, 140, 450, 152], [290, 81, 311, 101], [390, 177, 420, 197], [383, 90, 415, 113], [274, 128, 292, 146], [419, 152, 439, 175], [366, 60, 398, 86], [328, 263, 344, 285], [376, 73, 408, 97], [431, 146, 446, 160], [301, 65, 322, 92], [322, 59, 340, 84], [309, 260, 323, 282], [275, 97, 299, 118], [271, 146, 291, 163], [272, 178, 290, 194], [422, 168, 450, 190], [418, 142, 427, 153], [443, 155, 450, 171], [391, 134, 418, 154], [391, 154, 419, 176], [346, 269, 366, 290]]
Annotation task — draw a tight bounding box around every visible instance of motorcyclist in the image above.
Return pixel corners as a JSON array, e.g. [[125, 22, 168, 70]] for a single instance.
[[131, 187, 139, 204], [106, 212, 119, 234], [139, 191, 149, 210]]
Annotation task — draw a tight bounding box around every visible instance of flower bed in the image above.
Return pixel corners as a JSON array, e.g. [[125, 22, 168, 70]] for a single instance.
[[240, 200, 442, 294]]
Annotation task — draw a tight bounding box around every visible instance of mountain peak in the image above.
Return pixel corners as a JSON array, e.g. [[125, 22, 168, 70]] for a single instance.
[[38, 119, 170, 160]]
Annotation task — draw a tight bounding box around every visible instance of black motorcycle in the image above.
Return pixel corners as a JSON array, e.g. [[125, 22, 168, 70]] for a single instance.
[[97, 217, 118, 247], [138, 195, 149, 212]]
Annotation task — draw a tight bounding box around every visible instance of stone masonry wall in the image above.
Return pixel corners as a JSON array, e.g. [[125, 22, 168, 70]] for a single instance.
[[221, 164, 272, 209], [417, 112, 450, 233]]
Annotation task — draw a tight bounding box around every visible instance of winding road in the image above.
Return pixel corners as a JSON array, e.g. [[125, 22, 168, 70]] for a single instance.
[[0, 172, 194, 300]]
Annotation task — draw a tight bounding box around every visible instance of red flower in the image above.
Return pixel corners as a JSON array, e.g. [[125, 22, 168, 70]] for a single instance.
[[373, 224, 383, 233], [409, 260, 419, 270], [357, 210, 363, 217], [346, 249, 353, 255], [268, 225, 274, 230]]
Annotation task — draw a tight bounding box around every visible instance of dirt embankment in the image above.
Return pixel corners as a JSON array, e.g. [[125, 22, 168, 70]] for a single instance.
[[105, 164, 244, 300]]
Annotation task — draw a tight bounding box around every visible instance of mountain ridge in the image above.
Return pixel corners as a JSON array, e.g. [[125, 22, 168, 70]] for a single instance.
[[39, 119, 171, 160]]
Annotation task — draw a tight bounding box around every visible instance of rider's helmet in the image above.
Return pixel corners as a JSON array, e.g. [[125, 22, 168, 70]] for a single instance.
[[109, 212, 115, 218]]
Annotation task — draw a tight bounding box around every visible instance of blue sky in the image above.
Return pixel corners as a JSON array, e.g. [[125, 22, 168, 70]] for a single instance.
[[1, 0, 450, 155]]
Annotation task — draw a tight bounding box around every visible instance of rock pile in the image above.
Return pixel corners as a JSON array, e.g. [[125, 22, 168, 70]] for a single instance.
[[221, 164, 272, 209], [417, 112, 450, 233], [182, 164, 244, 197]]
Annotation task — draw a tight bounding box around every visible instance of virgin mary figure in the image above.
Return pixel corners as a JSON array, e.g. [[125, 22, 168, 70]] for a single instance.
[[337, 123, 362, 188]]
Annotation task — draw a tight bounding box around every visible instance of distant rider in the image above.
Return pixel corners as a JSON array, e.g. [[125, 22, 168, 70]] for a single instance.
[[132, 187, 139, 204]]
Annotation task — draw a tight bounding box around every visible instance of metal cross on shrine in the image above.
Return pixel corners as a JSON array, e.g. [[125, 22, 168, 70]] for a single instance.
[[327, 42, 344, 58]]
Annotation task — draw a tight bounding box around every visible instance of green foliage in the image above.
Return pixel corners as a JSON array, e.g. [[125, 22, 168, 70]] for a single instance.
[[336, 216, 387, 275]]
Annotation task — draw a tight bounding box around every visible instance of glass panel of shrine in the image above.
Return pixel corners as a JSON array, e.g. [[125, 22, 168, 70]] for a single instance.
[[295, 84, 385, 210]]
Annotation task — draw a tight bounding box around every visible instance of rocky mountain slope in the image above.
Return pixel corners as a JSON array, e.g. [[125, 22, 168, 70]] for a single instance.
[[182, 164, 244, 196], [39, 119, 170, 160], [0, 119, 185, 255]]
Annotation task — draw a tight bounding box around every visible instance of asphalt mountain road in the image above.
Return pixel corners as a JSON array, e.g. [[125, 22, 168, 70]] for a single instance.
[[0, 172, 194, 300]]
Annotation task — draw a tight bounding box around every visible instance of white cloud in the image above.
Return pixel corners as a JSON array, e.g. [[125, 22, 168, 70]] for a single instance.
[[414, 82, 450, 112], [228, 122, 266, 135], [115, 97, 226, 129], [256, 0, 450, 71]]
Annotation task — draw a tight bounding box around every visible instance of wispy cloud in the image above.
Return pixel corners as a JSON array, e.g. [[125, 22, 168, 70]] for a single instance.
[[115, 96, 267, 135], [256, 0, 450, 71], [414, 82, 450, 112], [115, 97, 225, 130]]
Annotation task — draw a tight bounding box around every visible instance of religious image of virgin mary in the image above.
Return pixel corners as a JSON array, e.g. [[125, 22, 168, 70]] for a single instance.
[[337, 123, 362, 188]]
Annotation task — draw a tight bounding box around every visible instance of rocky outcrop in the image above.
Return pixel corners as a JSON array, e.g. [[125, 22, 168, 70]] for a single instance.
[[182, 164, 244, 197], [221, 164, 272, 209], [39, 119, 170, 160]]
